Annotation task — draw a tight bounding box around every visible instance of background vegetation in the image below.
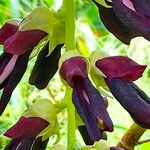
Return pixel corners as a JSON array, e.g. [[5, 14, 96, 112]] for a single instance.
[[0, 0, 150, 149]]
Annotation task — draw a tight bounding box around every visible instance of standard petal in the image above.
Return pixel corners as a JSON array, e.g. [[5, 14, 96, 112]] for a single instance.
[[4, 117, 49, 139], [113, 0, 150, 41], [29, 43, 63, 89], [4, 30, 47, 55], [60, 57, 88, 87], [93, 1, 140, 44], [0, 21, 19, 45], [96, 56, 146, 81], [0, 51, 31, 115], [105, 78, 150, 128]]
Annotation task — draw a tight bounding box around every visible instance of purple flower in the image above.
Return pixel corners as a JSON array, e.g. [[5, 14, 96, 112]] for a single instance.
[[4, 117, 49, 150], [29, 42, 63, 89], [93, 0, 150, 44], [96, 56, 150, 128], [60, 55, 113, 142]]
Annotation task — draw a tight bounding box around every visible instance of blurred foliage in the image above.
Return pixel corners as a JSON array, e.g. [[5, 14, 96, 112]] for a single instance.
[[0, 0, 150, 149]]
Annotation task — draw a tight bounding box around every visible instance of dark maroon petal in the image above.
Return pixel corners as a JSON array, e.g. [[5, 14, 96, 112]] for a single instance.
[[93, 1, 140, 44], [4, 30, 47, 55], [29, 43, 63, 89], [0, 51, 31, 115], [0, 22, 18, 45], [105, 78, 150, 128], [132, 0, 150, 17], [4, 117, 49, 139], [78, 125, 94, 145], [4, 137, 34, 150], [113, 0, 150, 41], [60, 57, 88, 87], [32, 137, 49, 150], [73, 78, 113, 141], [96, 56, 146, 81]]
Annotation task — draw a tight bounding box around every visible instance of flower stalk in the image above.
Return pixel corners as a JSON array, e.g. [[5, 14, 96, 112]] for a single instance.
[[64, 0, 76, 51], [66, 86, 76, 149], [117, 123, 146, 150], [62, 0, 77, 148]]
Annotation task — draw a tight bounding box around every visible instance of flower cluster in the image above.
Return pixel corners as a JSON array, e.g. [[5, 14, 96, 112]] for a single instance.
[[0, 1, 150, 150]]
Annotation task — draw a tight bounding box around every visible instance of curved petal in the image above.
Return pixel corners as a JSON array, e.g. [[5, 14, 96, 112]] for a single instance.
[[4, 30, 47, 55], [4, 117, 49, 139], [0, 20, 19, 45], [59, 57, 88, 87], [96, 56, 146, 81]]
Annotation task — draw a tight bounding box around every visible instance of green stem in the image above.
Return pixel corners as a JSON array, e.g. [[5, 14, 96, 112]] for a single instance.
[[66, 86, 76, 149], [62, 0, 76, 149], [64, 0, 76, 50]]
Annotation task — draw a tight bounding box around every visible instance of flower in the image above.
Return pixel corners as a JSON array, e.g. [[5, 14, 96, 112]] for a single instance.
[[3, 6, 65, 55], [0, 6, 65, 114], [4, 99, 60, 149], [93, 53, 150, 128], [59, 51, 113, 142], [29, 42, 64, 89], [0, 51, 31, 115], [0, 20, 33, 115], [93, 0, 150, 44]]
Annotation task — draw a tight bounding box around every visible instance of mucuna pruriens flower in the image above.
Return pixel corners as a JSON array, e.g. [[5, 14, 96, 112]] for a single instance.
[[93, 0, 150, 44], [29, 42, 63, 89], [96, 55, 150, 128], [59, 53, 113, 142], [4, 99, 58, 150]]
